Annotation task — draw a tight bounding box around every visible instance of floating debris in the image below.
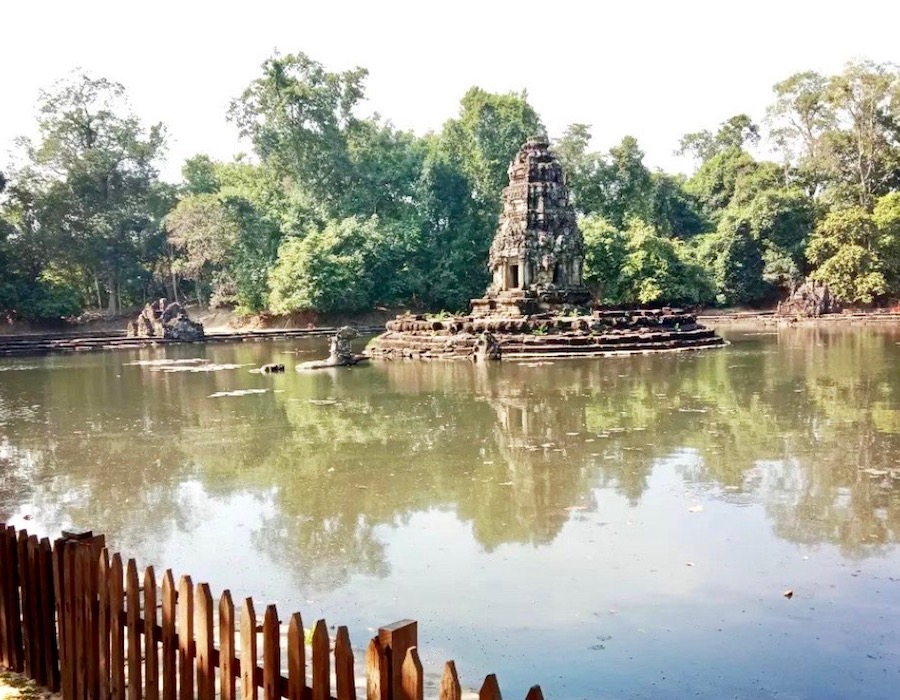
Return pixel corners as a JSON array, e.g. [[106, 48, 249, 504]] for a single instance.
[[783, 589, 794, 599], [157, 363, 246, 373], [208, 389, 268, 398], [687, 505, 704, 513], [126, 358, 208, 367]]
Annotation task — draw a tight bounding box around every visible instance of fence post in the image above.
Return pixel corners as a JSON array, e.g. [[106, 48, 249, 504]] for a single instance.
[[1, 525, 24, 672], [53, 528, 96, 700], [377, 620, 417, 700]]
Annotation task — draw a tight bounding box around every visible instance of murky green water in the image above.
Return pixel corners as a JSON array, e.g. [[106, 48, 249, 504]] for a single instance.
[[2, 326, 899, 699]]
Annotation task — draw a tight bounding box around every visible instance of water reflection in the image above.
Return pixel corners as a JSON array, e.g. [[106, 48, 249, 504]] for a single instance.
[[0, 326, 899, 580]]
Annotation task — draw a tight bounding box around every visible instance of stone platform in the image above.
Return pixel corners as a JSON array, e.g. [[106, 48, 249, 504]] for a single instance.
[[366, 309, 726, 361]]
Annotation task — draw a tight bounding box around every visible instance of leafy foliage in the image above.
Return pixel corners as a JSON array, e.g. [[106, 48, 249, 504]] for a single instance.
[[4, 56, 900, 320]]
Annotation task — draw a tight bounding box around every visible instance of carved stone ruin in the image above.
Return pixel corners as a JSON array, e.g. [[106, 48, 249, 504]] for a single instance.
[[470, 135, 591, 317], [329, 326, 360, 365], [126, 298, 205, 341], [297, 326, 368, 370], [776, 279, 839, 318], [366, 137, 727, 361], [473, 331, 502, 362]]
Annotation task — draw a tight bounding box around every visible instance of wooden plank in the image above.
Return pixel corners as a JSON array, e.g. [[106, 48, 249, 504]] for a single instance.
[[126, 559, 143, 700], [73, 543, 87, 700], [51, 538, 67, 696], [378, 620, 417, 700], [110, 553, 126, 700], [195, 583, 214, 700], [160, 571, 176, 700], [177, 575, 194, 700], [62, 543, 77, 700], [27, 535, 46, 686], [239, 598, 257, 700], [523, 686, 544, 700], [144, 567, 159, 700], [38, 538, 61, 692], [83, 544, 98, 700], [398, 648, 422, 700], [335, 626, 356, 700], [365, 637, 388, 700], [262, 605, 279, 700], [439, 662, 461, 700], [7, 526, 24, 673], [478, 675, 502, 700], [287, 613, 305, 700], [98, 550, 111, 700], [219, 591, 236, 700], [311, 619, 330, 700], [17, 530, 34, 679], [21, 535, 41, 685], [87, 538, 104, 700], [0, 524, 9, 670]]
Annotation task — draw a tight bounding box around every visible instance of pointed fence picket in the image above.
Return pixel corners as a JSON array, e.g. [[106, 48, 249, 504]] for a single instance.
[[0, 524, 547, 700]]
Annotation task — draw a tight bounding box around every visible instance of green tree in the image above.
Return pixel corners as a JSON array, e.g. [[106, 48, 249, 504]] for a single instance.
[[768, 61, 900, 207], [678, 114, 761, 164], [441, 87, 543, 206], [695, 222, 768, 306], [267, 216, 421, 314], [581, 215, 628, 302], [228, 51, 366, 216], [413, 151, 485, 310], [164, 194, 238, 307], [9, 73, 167, 313], [806, 207, 892, 304], [619, 219, 713, 305]]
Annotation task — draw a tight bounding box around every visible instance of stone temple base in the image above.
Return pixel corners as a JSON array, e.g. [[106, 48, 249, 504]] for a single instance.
[[470, 288, 593, 318], [366, 309, 726, 361]]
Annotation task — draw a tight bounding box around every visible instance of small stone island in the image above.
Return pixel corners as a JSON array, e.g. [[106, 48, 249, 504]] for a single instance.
[[126, 298, 205, 341], [367, 136, 725, 361]]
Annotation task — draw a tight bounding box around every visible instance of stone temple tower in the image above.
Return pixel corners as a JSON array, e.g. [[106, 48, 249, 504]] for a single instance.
[[471, 136, 591, 317]]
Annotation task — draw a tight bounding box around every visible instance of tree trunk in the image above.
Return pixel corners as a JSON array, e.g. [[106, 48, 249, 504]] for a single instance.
[[106, 279, 118, 315], [94, 275, 103, 310]]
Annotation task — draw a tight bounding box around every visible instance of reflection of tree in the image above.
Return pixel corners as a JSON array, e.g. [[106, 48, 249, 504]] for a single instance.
[[2, 326, 900, 591]]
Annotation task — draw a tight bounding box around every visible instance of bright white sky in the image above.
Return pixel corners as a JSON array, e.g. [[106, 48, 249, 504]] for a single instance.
[[3, 0, 898, 182]]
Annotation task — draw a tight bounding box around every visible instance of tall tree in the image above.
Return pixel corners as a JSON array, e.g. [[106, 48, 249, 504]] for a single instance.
[[768, 61, 900, 208], [229, 51, 367, 216], [678, 114, 761, 164], [440, 87, 543, 206], [10, 74, 167, 313]]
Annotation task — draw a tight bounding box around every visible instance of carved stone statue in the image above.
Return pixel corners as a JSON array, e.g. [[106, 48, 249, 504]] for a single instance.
[[297, 326, 368, 370], [473, 331, 502, 362], [328, 326, 359, 365]]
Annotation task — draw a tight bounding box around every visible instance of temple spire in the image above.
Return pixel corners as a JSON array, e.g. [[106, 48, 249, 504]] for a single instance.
[[476, 137, 590, 316]]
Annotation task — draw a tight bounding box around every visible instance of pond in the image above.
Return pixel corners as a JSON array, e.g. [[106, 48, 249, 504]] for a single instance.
[[1, 326, 899, 699]]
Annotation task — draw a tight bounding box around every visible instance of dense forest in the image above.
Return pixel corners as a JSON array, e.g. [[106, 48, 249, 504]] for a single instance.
[[1, 55, 899, 321]]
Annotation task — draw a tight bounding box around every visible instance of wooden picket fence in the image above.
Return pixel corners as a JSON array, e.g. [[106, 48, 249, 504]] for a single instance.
[[0, 525, 545, 700]]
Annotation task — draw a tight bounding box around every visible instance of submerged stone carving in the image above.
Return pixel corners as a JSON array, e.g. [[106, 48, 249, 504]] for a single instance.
[[126, 298, 205, 341], [297, 326, 368, 370], [776, 279, 839, 318]]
